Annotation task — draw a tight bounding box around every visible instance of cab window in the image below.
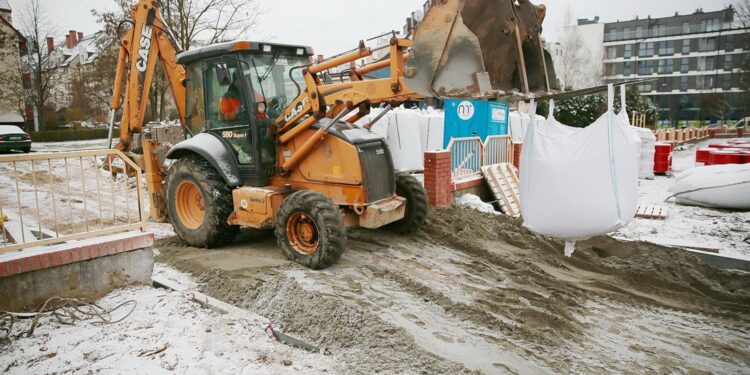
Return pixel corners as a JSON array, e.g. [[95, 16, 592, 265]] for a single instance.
[[204, 60, 250, 128]]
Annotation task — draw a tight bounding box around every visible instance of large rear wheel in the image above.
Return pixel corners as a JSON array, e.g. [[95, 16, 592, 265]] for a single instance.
[[275, 190, 346, 270], [387, 172, 428, 234], [165, 155, 239, 247]]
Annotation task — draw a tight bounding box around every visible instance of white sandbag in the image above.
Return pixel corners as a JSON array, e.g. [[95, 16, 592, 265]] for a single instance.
[[455, 194, 500, 215], [387, 108, 424, 172], [418, 107, 445, 153], [669, 164, 750, 210], [509, 111, 531, 143], [520, 86, 639, 240], [632, 127, 656, 179]]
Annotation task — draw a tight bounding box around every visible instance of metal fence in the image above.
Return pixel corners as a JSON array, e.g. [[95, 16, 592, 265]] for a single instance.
[[483, 135, 513, 166], [0, 150, 147, 253], [447, 137, 484, 179], [447, 135, 513, 179]]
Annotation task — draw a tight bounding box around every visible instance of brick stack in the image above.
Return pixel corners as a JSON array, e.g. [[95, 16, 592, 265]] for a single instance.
[[423, 151, 452, 207]]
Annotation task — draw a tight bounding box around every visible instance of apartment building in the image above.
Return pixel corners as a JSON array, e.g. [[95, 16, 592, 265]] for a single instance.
[[599, 7, 747, 122]]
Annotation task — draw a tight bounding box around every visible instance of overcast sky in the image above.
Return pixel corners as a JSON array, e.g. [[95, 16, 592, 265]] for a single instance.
[[7, 0, 731, 56]]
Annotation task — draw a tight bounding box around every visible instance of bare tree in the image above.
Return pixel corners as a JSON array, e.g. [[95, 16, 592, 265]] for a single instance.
[[734, 0, 750, 27], [161, 0, 262, 49], [558, 8, 601, 90], [18, 0, 61, 131]]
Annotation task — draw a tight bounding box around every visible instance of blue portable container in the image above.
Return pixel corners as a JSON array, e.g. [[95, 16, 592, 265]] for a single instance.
[[443, 100, 509, 148]]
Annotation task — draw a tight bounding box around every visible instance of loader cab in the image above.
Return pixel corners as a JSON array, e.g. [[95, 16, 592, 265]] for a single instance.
[[177, 41, 313, 187]]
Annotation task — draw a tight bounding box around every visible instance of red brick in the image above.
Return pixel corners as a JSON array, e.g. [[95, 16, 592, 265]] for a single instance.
[[20, 257, 34, 273], [39, 254, 52, 269], [60, 249, 73, 264], [50, 251, 63, 267], [0, 261, 10, 277]]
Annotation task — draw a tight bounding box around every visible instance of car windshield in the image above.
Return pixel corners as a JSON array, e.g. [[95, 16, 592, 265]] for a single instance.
[[244, 53, 308, 119]]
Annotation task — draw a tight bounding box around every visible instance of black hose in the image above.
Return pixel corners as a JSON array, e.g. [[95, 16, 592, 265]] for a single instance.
[[664, 179, 750, 203]]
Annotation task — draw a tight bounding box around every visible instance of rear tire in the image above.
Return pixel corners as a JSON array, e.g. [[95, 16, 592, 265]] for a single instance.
[[165, 155, 239, 247], [387, 172, 428, 234], [275, 190, 346, 270]]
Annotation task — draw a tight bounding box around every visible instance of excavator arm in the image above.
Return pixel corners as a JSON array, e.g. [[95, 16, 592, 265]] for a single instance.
[[108, 0, 186, 153], [107, 0, 187, 220]]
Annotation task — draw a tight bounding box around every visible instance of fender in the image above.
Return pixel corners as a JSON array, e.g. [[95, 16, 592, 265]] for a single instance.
[[166, 132, 241, 187]]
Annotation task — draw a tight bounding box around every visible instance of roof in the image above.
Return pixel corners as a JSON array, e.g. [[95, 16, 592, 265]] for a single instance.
[[0, 0, 10, 12], [51, 31, 110, 68], [0, 124, 26, 133], [176, 40, 313, 65]]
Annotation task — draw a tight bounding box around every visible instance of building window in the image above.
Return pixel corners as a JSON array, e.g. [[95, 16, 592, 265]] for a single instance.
[[682, 40, 690, 54], [623, 27, 631, 39], [637, 83, 652, 92], [700, 19, 719, 32], [725, 55, 733, 70], [723, 74, 732, 90], [658, 41, 675, 56], [624, 61, 633, 76], [607, 28, 618, 41], [635, 26, 644, 38], [681, 58, 689, 73], [699, 38, 716, 52], [725, 35, 734, 51], [606, 46, 617, 59], [704, 75, 714, 88], [657, 59, 673, 74], [638, 42, 654, 57], [680, 76, 689, 91], [682, 22, 690, 34], [638, 60, 653, 75], [706, 56, 715, 70], [656, 24, 666, 37], [624, 44, 632, 59]]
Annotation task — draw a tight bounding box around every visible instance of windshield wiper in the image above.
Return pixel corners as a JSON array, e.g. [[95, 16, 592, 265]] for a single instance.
[[250, 58, 267, 101], [259, 52, 281, 82]]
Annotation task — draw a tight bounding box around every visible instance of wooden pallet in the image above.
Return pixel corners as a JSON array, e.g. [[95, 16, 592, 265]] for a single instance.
[[635, 204, 669, 220], [481, 163, 521, 217]]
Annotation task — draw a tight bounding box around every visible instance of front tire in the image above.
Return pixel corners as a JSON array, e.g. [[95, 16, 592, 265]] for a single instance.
[[165, 155, 238, 247], [387, 172, 428, 234], [275, 190, 346, 270]]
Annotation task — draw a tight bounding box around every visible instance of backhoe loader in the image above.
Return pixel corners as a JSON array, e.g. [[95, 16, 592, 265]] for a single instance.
[[108, 0, 559, 269]]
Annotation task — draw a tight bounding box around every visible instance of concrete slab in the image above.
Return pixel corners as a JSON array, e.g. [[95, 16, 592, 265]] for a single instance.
[[0, 232, 155, 312]]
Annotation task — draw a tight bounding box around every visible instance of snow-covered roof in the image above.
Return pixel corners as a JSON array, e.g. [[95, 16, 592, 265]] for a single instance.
[[0, 0, 11, 12], [50, 31, 111, 68]]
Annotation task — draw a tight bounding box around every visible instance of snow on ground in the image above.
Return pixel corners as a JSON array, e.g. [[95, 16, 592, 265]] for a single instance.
[[31, 138, 109, 153], [0, 264, 335, 374], [613, 138, 750, 259]]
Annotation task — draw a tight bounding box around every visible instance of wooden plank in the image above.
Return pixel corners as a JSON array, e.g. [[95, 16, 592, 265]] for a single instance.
[[481, 163, 521, 217], [635, 204, 669, 220]]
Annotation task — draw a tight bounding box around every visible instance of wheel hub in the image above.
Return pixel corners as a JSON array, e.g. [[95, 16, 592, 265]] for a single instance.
[[286, 212, 319, 255], [175, 180, 205, 230]]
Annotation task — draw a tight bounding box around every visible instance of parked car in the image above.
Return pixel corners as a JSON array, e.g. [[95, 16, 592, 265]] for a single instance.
[[733, 117, 749, 128], [0, 125, 31, 153]]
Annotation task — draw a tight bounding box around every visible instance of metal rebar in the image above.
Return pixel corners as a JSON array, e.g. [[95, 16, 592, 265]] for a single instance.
[[12, 161, 25, 243], [79, 156, 90, 232], [64, 158, 73, 235], [94, 156, 104, 229], [48, 159, 59, 237], [30, 160, 42, 238]]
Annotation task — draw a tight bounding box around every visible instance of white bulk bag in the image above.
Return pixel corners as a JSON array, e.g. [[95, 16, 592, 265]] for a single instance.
[[669, 164, 750, 210], [354, 107, 390, 138], [418, 107, 445, 152], [387, 107, 424, 172], [520, 85, 639, 241]]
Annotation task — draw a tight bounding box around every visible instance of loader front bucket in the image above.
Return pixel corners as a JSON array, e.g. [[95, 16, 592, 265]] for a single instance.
[[405, 0, 560, 99]]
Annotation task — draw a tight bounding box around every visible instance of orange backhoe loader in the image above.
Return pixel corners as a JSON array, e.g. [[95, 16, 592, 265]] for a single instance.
[[108, 0, 559, 269]]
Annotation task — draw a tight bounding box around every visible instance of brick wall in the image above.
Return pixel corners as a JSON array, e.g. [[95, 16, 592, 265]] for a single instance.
[[424, 151, 452, 207], [512, 143, 523, 170]]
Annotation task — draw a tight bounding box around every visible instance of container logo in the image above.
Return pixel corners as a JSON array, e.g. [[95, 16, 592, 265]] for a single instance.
[[457, 101, 475, 121]]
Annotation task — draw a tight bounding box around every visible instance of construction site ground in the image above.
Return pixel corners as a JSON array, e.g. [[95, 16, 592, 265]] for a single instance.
[[1, 138, 749, 374]]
